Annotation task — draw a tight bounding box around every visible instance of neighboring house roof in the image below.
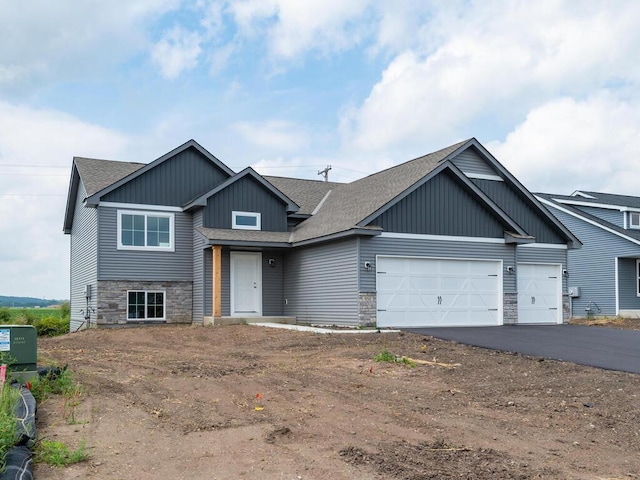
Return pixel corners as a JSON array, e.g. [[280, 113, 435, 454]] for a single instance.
[[537, 192, 640, 245], [560, 191, 640, 210], [186, 168, 299, 212], [263, 176, 341, 216]]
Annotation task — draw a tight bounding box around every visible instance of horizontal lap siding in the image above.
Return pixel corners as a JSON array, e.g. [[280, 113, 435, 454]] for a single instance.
[[547, 206, 640, 316], [70, 182, 97, 331], [358, 236, 516, 293], [618, 258, 640, 311], [516, 246, 568, 298], [575, 206, 624, 228], [284, 239, 359, 325], [98, 207, 193, 280], [451, 149, 498, 176]]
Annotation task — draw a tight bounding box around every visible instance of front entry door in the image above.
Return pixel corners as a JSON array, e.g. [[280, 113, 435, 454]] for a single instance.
[[230, 252, 262, 316]]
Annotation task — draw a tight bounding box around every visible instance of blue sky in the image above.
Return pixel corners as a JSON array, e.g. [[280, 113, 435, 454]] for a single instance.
[[1, 0, 639, 299]]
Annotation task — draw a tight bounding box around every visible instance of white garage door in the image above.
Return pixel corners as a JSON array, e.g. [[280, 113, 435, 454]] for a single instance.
[[517, 263, 562, 324], [376, 256, 502, 328]]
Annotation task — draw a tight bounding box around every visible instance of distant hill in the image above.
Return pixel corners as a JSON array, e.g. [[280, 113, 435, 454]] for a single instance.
[[0, 296, 66, 308]]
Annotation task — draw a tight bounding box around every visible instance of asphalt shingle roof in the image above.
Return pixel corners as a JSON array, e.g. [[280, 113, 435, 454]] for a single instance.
[[263, 176, 340, 215], [74, 157, 145, 197], [197, 227, 291, 244], [569, 191, 640, 209], [289, 140, 468, 242]]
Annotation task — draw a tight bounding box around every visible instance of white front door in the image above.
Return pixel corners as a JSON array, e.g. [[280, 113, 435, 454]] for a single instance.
[[376, 256, 502, 327], [230, 252, 262, 316], [517, 263, 562, 324]]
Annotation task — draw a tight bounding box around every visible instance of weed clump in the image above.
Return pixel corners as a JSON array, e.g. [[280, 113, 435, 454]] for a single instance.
[[374, 350, 416, 368], [36, 439, 88, 466]]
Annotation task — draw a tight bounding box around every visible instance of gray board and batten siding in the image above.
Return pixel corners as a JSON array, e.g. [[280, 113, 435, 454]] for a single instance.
[[70, 181, 98, 331], [203, 175, 289, 231], [368, 170, 508, 238], [547, 205, 640, 316], [473, 179, 566, 244], [284, 239, 359, 326], [97, 207, 193, 281], [102, 147, 231, 206]]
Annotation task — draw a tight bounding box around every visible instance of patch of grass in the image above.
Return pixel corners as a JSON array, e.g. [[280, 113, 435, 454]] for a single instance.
[[374, 349, 416, 368], [0, 305, 70, 337], [0, 384, 20, 473], [30, 366, 83, 424], [36, 439, 88, 466]]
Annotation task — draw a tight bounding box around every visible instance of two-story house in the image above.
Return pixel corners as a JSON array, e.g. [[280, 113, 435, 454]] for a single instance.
[[63, 138, 579, 331], [538, 191, 640, 318]]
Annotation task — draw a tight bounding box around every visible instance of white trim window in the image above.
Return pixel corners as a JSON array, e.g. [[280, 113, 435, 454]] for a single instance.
[[117, 210, 174, 251], [637, 260, 640, 297], [127, 291, 165, 320], [630, 212, 640, 230], [232, 211, 261, 230]]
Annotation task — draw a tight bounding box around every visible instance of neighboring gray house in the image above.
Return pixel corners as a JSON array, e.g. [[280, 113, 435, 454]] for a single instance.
[[537, 191, 640, 318], [63, 138, 579, 331]]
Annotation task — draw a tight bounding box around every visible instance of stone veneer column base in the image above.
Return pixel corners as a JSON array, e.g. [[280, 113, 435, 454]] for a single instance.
[[358, 292, 377, 327], [503, 293, 517, 325], [97, 280, 192, 326]]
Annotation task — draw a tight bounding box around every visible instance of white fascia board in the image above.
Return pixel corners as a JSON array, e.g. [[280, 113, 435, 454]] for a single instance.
[[464, 172, 504, 182], [538, 196, 640, 247], [553, 198, 627, 211], [100, 201, 183, 212], [379, 232, 505, 244], [517, 243, 567, 250]]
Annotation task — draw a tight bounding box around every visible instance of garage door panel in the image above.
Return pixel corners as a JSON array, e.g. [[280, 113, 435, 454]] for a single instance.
[[377, 257, 502, 328], [517, 263, 561, 324]]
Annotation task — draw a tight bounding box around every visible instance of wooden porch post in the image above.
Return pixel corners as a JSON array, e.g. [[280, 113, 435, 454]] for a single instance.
[[212, 245, 222, 318]]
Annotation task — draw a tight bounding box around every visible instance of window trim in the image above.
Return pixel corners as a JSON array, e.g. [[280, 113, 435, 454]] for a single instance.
[[637, 260, 640, 297], [127, 290, 166, 321], [630, 212, 640, 230], [117, 210, 175, 251], [232, 211, 261, 230]]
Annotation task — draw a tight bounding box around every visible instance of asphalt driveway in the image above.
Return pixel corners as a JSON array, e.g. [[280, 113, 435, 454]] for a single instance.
[[404, 325, 640, 374]]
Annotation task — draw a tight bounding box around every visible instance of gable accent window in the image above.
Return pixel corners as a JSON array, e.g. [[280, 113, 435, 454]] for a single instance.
[[232, 211, 261, 230], [117, 210, 174, 251], [127, 291, 165, 320], [630, 212, 640, 229]]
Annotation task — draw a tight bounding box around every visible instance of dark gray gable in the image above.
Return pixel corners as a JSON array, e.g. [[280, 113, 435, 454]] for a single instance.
[[367, 168, 510, 238], [201, 171, 293, 232], [86, 140, 234, 207], [358, 160, 527, 237], [451, 140, 580, 247], [63, 167, 81, 233]]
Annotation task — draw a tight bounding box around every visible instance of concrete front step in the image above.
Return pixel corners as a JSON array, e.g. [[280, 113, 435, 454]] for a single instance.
[[203, 316, 296, 326]]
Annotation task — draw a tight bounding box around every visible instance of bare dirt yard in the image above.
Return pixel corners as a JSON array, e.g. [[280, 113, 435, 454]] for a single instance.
[[34, 325, 639, 479]]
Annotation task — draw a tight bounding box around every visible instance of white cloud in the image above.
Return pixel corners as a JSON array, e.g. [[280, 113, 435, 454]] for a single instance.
[[0, 101, 131, 298], [227, 0, 372, 60], [341, 0, 640, 153], [488, 93, 640, 195], [232, 120, 309, 151], [0, 0, 179, 91], [151, 27, 203, 79]]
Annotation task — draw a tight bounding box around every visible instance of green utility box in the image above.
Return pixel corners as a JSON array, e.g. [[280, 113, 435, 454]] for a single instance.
[[0, 325, 37, 380]]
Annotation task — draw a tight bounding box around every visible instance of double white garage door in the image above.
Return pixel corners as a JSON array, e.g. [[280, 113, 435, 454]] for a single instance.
[[376, 256, 561, 328]]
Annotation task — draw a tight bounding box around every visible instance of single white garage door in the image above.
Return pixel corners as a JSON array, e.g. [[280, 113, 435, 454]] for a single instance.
[[376, 256, 502, 327], [517, 263, 562, 324]]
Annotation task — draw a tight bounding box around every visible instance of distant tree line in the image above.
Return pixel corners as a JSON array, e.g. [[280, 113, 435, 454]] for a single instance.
[[0, 296, 66, 308]]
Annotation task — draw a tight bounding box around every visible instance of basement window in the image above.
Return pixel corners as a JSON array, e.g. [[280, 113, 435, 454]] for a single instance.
[[232, 211, 261, 230], [127, 291, 165, 320]]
